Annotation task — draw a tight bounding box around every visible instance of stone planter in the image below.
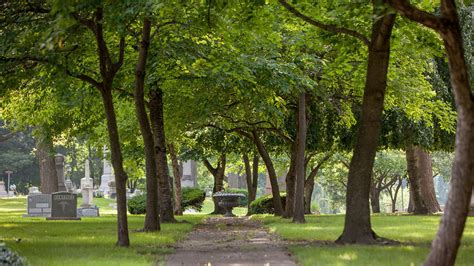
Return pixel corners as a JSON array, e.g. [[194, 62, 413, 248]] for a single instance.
[[213, 192, 246, 217]]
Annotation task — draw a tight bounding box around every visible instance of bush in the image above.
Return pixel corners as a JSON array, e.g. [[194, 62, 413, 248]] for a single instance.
[[181, 188, 206, 212], [224, 188, 248, 207], [0, 245, 25, 266], [127, 193, 147, 214], [127, 188, 206, 214], [248, 193, 286, 214]]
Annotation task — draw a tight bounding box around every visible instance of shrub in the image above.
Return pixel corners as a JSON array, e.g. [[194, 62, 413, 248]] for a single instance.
[[0, 245, 25, 266], [248, 193, 286, 214], [127, 193, 147, 214], [181, 188, 206, 212], [224, 188, 248, 207], [127, 188, 206, 214]]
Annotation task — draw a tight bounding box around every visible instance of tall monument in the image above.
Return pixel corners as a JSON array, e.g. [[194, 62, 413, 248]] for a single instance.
[[99, 147, 115, 197], [55, 154, 67, 192], [78, 159, 100, 217], [182, 160, 197, 188], [80, 159, 94, 207]]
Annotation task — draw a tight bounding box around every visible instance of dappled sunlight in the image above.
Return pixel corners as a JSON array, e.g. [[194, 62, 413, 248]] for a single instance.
[[338, 252, 358, 261]]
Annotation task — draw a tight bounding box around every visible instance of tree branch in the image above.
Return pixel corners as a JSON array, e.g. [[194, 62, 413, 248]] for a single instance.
[[278, 0, 370, 46], [387, 0, 442, 31], [113, 37, 126, 73]]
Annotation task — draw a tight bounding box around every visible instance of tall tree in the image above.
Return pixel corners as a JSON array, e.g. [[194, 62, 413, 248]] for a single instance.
[[149, 88, 175, 222], [388, 1, 473, 264], [293, 92, 307, 223], [279, 0, 396, 243], [133, 17, 160, 231]]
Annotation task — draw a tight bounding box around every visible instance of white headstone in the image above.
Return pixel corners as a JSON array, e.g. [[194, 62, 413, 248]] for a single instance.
[[182, 160, 197, 188], [81, 159, 94, 207], [99, 157, 115, 196], [28, 186, 41, 195], [0, 181, 8, 198]]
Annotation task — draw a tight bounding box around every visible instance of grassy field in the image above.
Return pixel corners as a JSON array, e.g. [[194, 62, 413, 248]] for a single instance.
[[0, 197, 203, 266], [256, 214, 474, 265], [3, 196, 474, 265]]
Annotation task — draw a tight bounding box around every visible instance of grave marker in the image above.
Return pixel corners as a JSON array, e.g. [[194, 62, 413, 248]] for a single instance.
[[26, 194, 52, 217], [47, 192, 80, 220]]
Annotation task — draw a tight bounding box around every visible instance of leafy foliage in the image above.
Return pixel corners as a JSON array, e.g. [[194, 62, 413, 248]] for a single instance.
[[248, 193, 286, 215], [181, 188, 206, 212]]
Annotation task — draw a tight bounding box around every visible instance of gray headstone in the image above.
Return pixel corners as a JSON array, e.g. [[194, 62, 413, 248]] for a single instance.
[[51, 192, 77, 218], [55, 154, 67, 192], [27, 194, 52, 217], [77, 207, 99, 217]]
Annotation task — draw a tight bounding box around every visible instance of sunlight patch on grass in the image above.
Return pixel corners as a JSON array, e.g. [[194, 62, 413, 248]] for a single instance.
[[261, 214, 474, 266], [0, 198, 205, 265]]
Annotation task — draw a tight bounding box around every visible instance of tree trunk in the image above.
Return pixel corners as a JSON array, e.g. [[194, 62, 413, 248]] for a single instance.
[[370, 186, 381, 213], [284, 142, 297, 218], [100, 87, 130, 247], [169, 144, 183, 216], [243, 154, 253, 210], [293, 92, 307, 223], [424, 3, 474, 264], [36, 137, 58, 194], [304, 177, 314, 214], [204, 155, 227, 214], [418, 148, 441, 213], [251, 153, 259, 201], [389, 178, 402, 213], [252, 131, 283, 216], [406, 144, 430, 214], [337, 13, 396, 244], [304, 154, 331, 214], [149, 88, 175, 223], [133, 18, 160, 231]]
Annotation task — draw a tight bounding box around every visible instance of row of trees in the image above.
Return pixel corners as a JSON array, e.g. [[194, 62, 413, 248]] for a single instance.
[[1, 0, 472, 264]]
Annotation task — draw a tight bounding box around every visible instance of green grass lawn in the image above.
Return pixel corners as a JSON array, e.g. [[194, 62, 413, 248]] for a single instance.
[[256, 214, 474, 265], [0, 197, 204, 266]]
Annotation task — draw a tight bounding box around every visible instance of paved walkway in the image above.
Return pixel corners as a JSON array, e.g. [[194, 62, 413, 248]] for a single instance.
[[165, 216, 297, 266]]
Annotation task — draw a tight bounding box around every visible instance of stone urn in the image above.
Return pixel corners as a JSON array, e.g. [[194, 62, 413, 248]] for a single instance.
[[213, 191, 246, 217]]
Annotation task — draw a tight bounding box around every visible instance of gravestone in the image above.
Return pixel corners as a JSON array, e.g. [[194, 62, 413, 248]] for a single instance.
[[182, 160, 197, 187], [0, 181, 8, 198], [80, 159, 94, 207], [26, 194, 52, 217], [55, 154, 67, 192], [78, 160, 99, 217], [99, 158, 115, 197], [47, 192, 80, 220], [28, 186, 41, 195]]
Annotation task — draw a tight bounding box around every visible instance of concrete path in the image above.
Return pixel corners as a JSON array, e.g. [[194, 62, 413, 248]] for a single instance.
[[165, 216, 297, 266]]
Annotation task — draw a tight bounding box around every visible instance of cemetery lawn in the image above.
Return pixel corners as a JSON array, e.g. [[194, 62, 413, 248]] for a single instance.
[[0, 197, 204, 266], [257, 214, 474, 265]]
